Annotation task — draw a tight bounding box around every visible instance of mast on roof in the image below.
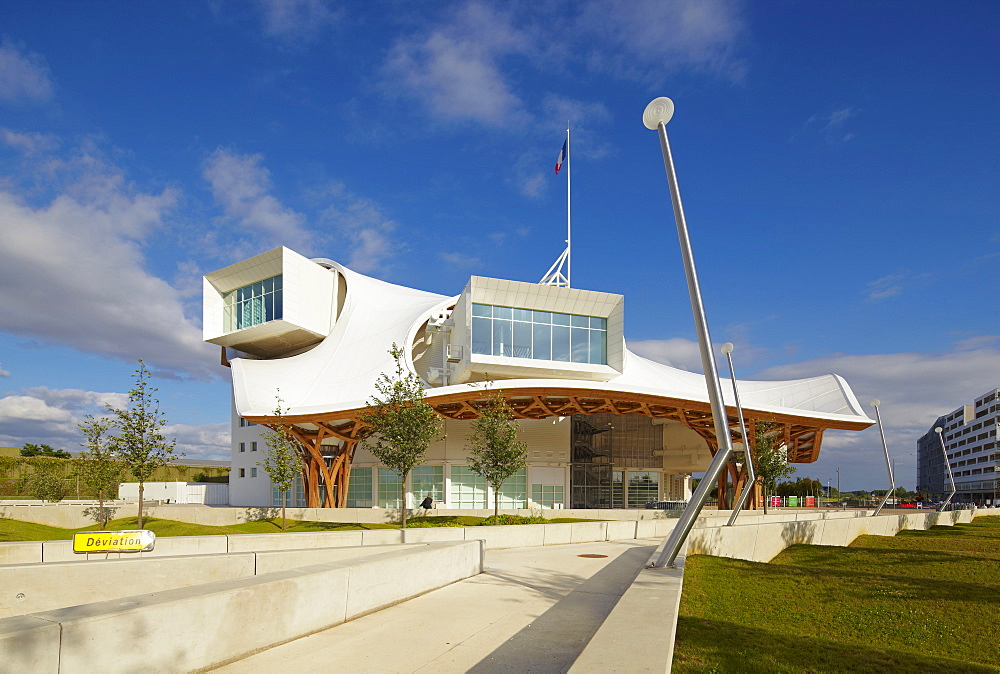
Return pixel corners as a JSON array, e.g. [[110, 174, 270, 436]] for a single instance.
[[540, 126, 571, 288]]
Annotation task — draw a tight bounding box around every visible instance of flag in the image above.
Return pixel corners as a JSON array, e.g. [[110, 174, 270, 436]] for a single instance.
[[554, 139, 567, 174]]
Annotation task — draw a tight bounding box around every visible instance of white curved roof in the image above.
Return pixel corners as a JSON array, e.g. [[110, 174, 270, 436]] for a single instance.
[[231, 261, 872, 428]]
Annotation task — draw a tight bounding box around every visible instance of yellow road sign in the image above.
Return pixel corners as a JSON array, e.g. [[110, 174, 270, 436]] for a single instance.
[[73, 530, 155, 553]]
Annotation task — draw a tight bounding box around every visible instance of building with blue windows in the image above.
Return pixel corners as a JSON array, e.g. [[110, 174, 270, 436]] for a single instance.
[[206, 247, 873, 511]]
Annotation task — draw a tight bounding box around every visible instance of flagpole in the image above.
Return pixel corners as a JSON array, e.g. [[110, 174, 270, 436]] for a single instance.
[[566, 125, 571, 288]]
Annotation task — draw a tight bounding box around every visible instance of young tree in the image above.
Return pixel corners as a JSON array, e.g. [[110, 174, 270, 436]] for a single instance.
[[466, 391, 527, 523], [22, 458, 68, 502], [751, 421, 795, 515], [107, 360, 180, 528], [359, 344, 443, 529], [259, 393, 305, 531], [79, 414, 124, 529]]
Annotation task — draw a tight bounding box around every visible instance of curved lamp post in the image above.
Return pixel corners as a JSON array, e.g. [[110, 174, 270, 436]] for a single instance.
[[935, 426, 956, 511], [643, 97, 735, 568], [871, 400, 896, 516], [723, 343, 756, 526]]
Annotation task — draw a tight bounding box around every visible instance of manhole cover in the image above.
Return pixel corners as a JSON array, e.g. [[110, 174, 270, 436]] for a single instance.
[[578, 554, 608, 558]]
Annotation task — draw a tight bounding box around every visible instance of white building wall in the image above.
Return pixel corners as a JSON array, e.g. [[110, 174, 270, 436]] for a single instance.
[[229, 398, 272, 507]]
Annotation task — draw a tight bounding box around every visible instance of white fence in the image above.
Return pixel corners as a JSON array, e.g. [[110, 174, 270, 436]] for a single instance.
[[118, 482, 229, 505]]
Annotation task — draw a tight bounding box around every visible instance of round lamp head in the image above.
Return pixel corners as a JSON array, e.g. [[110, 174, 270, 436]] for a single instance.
[[643, 97, 675, 129], [934, 426, 943, 434], [721, 342, 734, 354], [870, 399, 881, 408]]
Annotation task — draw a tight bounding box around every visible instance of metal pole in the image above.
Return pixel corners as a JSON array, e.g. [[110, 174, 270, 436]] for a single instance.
[[724, 344, 756, 526], [871, 401, 895, 516], [935, 427, 956, 511], [643, 98, 735, 568], [566, 125, 571, 288]]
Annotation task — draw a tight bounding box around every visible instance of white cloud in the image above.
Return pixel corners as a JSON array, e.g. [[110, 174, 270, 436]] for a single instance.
[[1, 128, 59, 155], [203, 148, 314, 254], [629, 336, 765, 374], [0, 40, 54, 103], [440, 251, 481, 269], [0, 144, 218, 379], [0, 388, 229, 461], [806, 107, 860, 144], [257, 0, 342, 41], [318, 182, 397, 273], [0, 363, 9, 377], [578, 0, 746, 81], [383, 2, 532, 127], [165, 422, 231, 461], [754, 339, 1000, 491]]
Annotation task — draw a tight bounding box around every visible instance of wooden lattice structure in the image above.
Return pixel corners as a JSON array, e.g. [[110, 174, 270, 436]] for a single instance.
[[246, 387, 870, 509]]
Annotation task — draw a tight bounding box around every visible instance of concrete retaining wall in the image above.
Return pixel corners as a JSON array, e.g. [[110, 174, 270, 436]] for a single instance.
[[0, 540, 483, 673], [0, 544, 404, 619], [572, 507, 999, 673]]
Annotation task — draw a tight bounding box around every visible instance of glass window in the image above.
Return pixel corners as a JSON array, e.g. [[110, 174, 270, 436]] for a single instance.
[[470, 303, 607, 365], [273, 475, 306, 508], [531, 484, 565, 508], [493, 319, 512, 357], [533, 323, 551, 361], [239, 442, 245, 453], [378, 468, 404, 508], [412, 466, 444, 503], [250, 467, 257, 478], [513, 321, 532, 359], [347, 467, 372, 508], [627, 471, 660, 508], [590, 330, 607, 365], [612, 471, 625, 508], [472, 317, 491, 355], [450, 466, 488, 509], [239, 468, 245, 478], [251, 441, 258, 452], [223, 275, 283, 332], [552, 325, 571, 361], [571, 327, 590, 363], [497, 469, 527, 508]]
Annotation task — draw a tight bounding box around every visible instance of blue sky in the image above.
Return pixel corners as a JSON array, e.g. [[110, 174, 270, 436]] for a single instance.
[[0, 0, 997, 492]]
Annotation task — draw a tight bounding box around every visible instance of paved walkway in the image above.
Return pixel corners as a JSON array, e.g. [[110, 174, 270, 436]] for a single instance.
[[212, 538, 658, 673]]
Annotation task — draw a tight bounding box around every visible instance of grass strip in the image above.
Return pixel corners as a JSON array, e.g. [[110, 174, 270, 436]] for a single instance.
[[674, 516, 1000, 672]]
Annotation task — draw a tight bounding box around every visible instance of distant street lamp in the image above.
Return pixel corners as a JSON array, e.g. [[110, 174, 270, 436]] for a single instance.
[[935, 426, 956, 511], [871, 400, 896, 516]]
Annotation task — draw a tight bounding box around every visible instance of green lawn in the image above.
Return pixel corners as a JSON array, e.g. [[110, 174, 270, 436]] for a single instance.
[[0, 514, 601, 541], [673, 516, 1000, 672]]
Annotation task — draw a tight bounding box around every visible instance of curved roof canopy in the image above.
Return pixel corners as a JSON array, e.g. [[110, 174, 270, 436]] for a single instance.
[[225, 254, 873, 464]]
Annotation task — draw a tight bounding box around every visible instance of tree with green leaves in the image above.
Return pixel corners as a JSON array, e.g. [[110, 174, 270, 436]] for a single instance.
[[359, 344, 443, 529], [79, 414, 124, 528], [106, 360, 180, 528], [21, 458, 68, 502], [21, 443, 71, 458], [467, 391, 527, 523], [259, 393, 305, 531], [751, 421, 795, 515]]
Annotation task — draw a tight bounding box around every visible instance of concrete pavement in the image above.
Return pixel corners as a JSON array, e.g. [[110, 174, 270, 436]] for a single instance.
[[211, 538, 658, 673]]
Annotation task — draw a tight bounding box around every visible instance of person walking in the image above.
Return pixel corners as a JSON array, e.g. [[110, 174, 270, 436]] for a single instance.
[[420, 494, 433, 510]]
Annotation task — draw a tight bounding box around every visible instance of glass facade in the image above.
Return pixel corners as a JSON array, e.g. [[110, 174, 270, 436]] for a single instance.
[[451, 466, 489, 508], [497, 469, 527, 508], [471, 303, 607, 365], [627, 472, 660, 508], [571, 414, 665, 508], [531, 484, 565, 508], [272, 476, 307, 508], [412, 466, 445, 503], [224, 275, 283, 332], [347, 467, 372, 508], [378, 468, 404, 508]]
